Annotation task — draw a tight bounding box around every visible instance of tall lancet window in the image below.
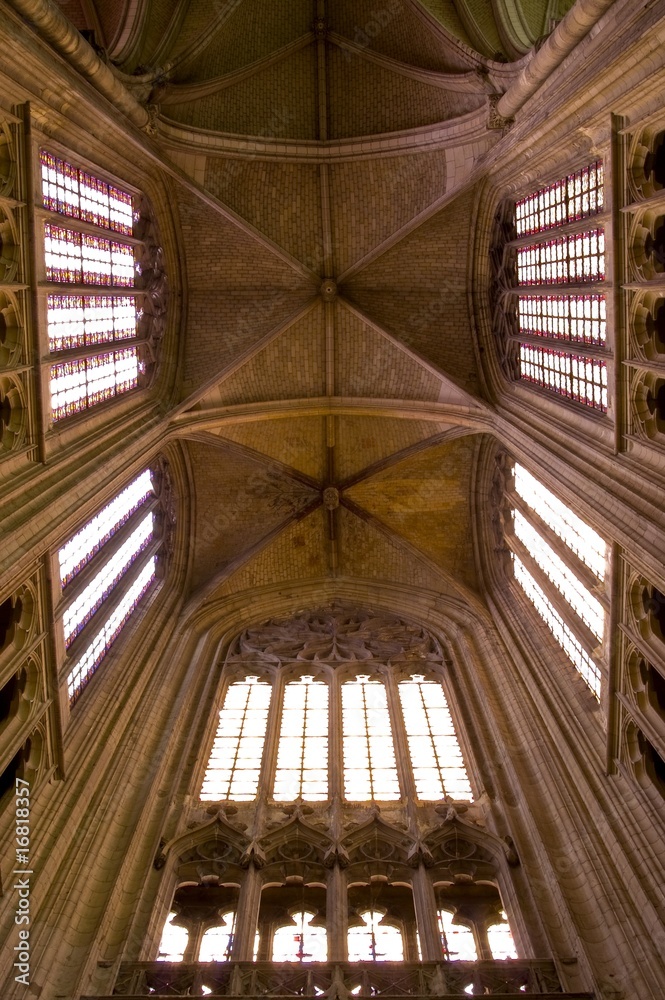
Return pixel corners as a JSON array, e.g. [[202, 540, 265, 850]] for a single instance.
[[60, 464, 172, 705], [273, 676, 328, 801], [493, 161, 609, 411], [347, 910, 404, 962], [40, 150, 165, 421], [342, 676, 400, 800], [507, 463, 608, 697], [398, 676, 472, 800], [200, 676, 271, 801]]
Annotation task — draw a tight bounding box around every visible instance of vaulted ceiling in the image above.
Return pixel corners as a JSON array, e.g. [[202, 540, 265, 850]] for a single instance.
[[55, 0, 562, 614]]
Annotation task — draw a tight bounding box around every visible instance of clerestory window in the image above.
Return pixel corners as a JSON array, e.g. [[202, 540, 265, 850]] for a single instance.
[[505, 463, 608, 697], [40, 151, 164, 421], [58, 463, 173, 704], [492, 161, 610, 411]]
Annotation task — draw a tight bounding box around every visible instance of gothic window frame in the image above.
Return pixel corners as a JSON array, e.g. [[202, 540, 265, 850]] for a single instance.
[[197, 659, 475, 808], [491, 159, 612, 414], [35, 144, 166, 427], [52, 458, 175, 710]]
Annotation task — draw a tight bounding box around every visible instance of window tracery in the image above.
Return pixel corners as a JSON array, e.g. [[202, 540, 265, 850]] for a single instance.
[[59, 460, 174, 704], [491, 160, 610, 411], [39, 150, 166, 421]]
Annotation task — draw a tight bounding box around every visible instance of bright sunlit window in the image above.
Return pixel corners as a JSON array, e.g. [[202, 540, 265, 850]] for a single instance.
[[347, 910, 403, 962], [273, 676, 328, 801], [514, 557, 601, 697], [514, 464, 607, 578], [60, 467, 164, 705], [342, 676, 400, 801], [438, 910, 477, 961], [487, 913, 518, 959], [200, 677, 272, 801], [513, 512, 604, 640], [199, 913, 236, 961], [272, 911, 327, 962], [398, 676, 472, 800], [156, 912, 188, 962]]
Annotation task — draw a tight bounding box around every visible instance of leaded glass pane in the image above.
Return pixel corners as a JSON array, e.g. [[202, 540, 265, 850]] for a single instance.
[[41, 150, 133, 234], [398, 677, 472, 801], [48, 294, 137, 350], [62, 511, 154, 646], [487, 913, 517, 960], [518, 344, 607, 411], [514, 464, 607, 578], [273, 676, 328, 801], [518, 295, 605, 345], [513, 556, 601, 697], [348, 910, 403, 962], [58, 469, 153, 585], [50, 347, 141, 420], [515, 162, 603, 237], [44, 223, 134, 287], [517, 230, 604, 285], [513, 512, 605, 640], [199, 913, 236, 961], [342, 677, 400, 801], [67, 555, 156, 703], [200, 678, 271, 801]]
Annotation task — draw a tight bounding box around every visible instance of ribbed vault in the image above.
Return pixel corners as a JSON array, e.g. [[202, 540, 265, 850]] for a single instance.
[[69, 0, 550, 619]]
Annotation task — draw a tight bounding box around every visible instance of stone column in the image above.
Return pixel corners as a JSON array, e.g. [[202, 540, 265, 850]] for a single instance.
[[232, 863, 262, 961], [411, 865, 442, 961], [327, 863, 348, 962]]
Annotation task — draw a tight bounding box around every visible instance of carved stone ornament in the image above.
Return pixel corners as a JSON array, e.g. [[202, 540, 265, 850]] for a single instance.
[[487, 94, 514, 131], [227, 603, 443, 664]]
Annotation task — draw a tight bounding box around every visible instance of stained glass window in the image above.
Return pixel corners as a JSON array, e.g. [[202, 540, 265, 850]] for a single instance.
[[62, 511, 154, 646], [348, 910, 404, 962], [515, 161, 604, 237], [41, 150, 150, 422], [273, 676, 328, 801], [517, 231, 604, 285], [398, 676, 472, 800], [48, 294, 137, 350], [518, 295, 605, 345], [272, 911, 327, 962], [501, 162, 610, 412], [200, 677, 271, 801], [40, 151, 133, 234], [342, 676, 400, 801], [519, 345, 607, 411], [513, 512, 604, 639]]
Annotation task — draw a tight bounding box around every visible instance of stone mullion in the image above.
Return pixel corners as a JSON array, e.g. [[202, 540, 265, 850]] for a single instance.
[[411, 864, 443, 962], [381, 666, 417, 805], [251, 666, 285, 836], [329, 663, 344, 803], [327, 863, 348, 962], [231, 863, 262, 962]]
